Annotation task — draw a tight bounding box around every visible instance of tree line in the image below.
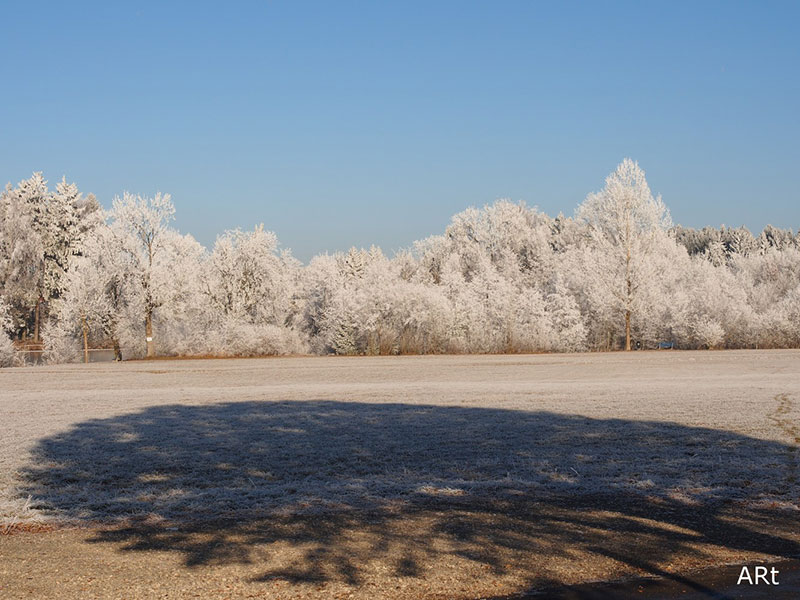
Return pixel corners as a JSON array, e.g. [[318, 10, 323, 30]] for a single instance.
[[1, 159, 799, 366]]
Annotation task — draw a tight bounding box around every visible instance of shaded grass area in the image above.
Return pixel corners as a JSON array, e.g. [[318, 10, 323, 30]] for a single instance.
[[80, 495, 800, 594], [15, 401, 800, 594]]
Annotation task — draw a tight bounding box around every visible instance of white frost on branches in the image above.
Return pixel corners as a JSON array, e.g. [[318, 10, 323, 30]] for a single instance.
[[2, 159, 800, 365]]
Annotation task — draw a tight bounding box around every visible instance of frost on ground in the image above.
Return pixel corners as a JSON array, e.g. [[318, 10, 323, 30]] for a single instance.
[[1, 351, 799, 597], [2, 350, 798, 525]]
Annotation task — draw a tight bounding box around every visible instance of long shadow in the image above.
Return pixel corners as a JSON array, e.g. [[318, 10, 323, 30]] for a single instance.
[[18, 401, 800, 594]]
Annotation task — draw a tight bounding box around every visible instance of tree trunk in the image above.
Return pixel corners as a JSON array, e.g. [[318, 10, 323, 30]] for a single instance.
[[145, 309, 155, 358], [81, 314, 89, 364], [34, 297, 42, 343], [113, 338, 123, 361], [625, 309, 631, 351], [624, 211, 632, 352]]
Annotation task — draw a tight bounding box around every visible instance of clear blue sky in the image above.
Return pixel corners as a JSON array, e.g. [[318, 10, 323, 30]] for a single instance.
[[2, 1, 798, 261]]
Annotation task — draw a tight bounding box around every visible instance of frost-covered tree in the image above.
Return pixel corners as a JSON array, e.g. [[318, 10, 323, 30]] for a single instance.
[[109, 192, 175, 357], [204, 225, 298, 327], [0, 175, 46, 339], [6, 164, 800, 361], [187, 225, 306, 357], [45, 177, 101, 299], [52, 223, 136, 361], [545, 279, 587, 352], [576, 159, 672, 350], [145, 230, 210, 356], [0, 173, 99, 342], [758, 224, 797, 252]]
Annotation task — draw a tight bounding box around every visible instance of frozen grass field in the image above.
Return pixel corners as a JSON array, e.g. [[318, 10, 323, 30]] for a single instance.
[[1, 351, 799, 598]]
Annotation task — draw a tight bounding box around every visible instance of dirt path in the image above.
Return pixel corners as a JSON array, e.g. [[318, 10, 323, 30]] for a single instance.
[[3, 495, 799, 599], [506, 559, 800, 599]]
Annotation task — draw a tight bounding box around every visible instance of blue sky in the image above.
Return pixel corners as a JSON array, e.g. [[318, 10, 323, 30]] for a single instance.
[[2, 1, 798, 261]]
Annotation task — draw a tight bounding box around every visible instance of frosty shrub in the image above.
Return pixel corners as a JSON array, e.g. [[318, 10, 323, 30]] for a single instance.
[[0, 333, 15, 367], [42, 321, 82, 364], [158, 318, 308, 358], [210, 323, 308, 357], [0, 297, 11, 333], [545, 282, 588, 352], [691, 316, 726, 350]]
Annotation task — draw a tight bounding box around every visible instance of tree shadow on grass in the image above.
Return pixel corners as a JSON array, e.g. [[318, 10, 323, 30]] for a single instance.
[[18, 401, 800, 595]]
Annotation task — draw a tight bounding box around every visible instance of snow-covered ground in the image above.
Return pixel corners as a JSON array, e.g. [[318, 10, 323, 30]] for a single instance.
[[1, 350, 798, 525]]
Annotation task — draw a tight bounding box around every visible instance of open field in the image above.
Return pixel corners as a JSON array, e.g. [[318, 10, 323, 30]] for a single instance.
[[1, 351, 799, 598]]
